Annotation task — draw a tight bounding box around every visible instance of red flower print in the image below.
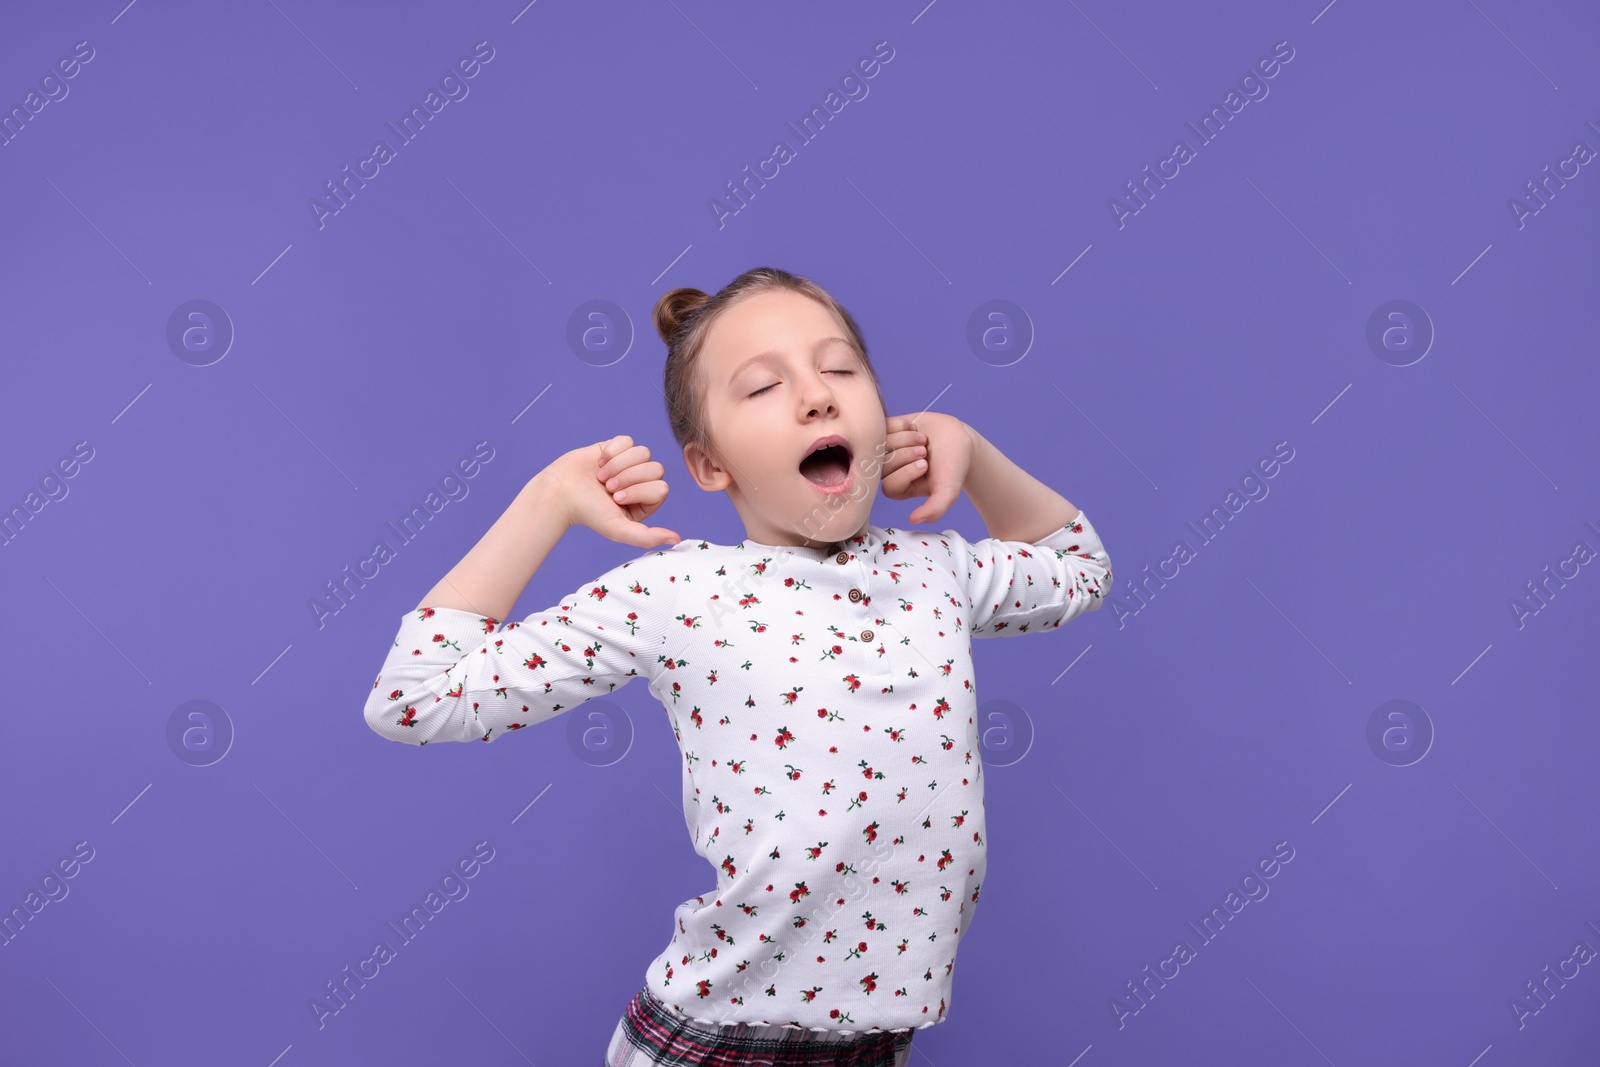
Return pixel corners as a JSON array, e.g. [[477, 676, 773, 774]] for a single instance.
[[366, 507, 1113, 1024]]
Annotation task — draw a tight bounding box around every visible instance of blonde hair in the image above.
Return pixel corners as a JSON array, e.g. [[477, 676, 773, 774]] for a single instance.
[[653, 266, 886, 466]]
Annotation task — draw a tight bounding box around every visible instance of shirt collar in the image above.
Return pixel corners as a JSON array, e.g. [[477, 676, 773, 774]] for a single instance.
[[736, 525, 879, 558]]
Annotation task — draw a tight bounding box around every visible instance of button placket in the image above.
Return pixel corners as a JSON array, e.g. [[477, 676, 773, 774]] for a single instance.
[[826, 538, 891, 683]]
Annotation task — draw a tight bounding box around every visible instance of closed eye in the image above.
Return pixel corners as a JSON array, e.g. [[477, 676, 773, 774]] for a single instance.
[[748, 369, 853, 399]]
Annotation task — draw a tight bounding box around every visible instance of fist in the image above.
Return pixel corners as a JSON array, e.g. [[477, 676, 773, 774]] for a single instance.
[[879, 412, 973, 526], [553, 435, 681, 549]]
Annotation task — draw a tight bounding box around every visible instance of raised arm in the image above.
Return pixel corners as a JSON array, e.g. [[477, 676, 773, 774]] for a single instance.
[[363, 435, 684, 745], [362, 551, 685, 745], [932, 513, 1112, 637], [415, 434, 680, 621], [883, 413, 1078, 543], [416, 471, 570, 622], [960, 423, 1080, 544], [952, 424, 1110, 635], [884, 413, 1111, 637]]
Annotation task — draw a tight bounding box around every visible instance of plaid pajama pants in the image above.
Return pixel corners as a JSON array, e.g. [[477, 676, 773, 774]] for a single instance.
[[604, 983, 916, 1067]]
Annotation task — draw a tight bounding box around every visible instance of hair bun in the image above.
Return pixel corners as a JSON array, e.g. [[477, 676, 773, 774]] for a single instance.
[[653, 287, 711, 345]]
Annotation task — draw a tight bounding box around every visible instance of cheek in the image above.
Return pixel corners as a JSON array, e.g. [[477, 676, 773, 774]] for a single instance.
[[715, 414, 764, 458]]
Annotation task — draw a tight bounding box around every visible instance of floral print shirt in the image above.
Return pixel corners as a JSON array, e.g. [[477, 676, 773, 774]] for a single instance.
[[364, 512, 1111, 1033]]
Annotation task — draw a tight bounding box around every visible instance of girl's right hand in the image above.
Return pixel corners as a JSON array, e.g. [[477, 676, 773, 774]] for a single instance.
[[552, 435, 681, 549]]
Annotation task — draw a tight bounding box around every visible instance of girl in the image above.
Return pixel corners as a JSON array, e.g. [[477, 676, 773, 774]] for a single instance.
[[363, 267, 1113, 1066]]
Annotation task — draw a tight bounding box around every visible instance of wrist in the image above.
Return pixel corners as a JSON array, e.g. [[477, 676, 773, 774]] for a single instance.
[[520, 469, 573, 531], [962, 424, 999, 501]]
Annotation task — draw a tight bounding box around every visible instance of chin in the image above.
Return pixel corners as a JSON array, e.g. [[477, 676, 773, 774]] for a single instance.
[[803, 499, 872, 543]]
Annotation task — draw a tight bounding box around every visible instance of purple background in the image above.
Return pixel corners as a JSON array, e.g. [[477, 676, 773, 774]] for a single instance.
[[3, 1, 1598, 1064]]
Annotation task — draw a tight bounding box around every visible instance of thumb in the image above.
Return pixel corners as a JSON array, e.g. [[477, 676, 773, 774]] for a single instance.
[[909, 486, 960, 526], [601, 517, 681, 549]]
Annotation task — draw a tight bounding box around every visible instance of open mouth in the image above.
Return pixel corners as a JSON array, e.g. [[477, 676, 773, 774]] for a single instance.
[[799, 441, 853, 488]]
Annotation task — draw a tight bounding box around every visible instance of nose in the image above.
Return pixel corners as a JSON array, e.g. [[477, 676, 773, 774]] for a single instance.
[[799, 369, 841, 419]]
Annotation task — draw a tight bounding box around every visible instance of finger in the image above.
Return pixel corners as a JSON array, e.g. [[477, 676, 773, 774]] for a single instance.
[[601, 517, 681, 548], [623, 487, 675, 542], [610, 478, 668, 508], [888, 415, 928, 440], [876, 446, 921, 483], [861, 445, 893, 480], [909, 483, 958, 525], [879, 477, 913, 502], [869, 439, 921, 475], [597, 445, 651, 483], [602, 460, 664, 493], [892, 419, 927, 440], [598, 443, 647, 479], [597, 434, 632, 462], [880, 458, 927, 497], [883, 430, 922, 454]]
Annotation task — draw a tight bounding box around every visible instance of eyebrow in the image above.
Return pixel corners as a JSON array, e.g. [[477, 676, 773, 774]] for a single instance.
[[730, 336, 857, 383]]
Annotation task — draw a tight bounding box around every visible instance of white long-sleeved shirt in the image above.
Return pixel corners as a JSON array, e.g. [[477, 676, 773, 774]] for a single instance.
[[364, 511, 1111, 1033]]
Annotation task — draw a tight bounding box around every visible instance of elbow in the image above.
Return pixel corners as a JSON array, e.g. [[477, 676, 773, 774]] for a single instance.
[[362, 683, 490, 745], [363, 684, 423, 745], [1079, 575, 1112, 616], [1053, 580, 1110, 628], [1077, 557, 1112, 610]]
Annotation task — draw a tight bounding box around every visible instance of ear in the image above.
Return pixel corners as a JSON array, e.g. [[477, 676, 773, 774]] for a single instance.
[[682, 441, 733, 492]]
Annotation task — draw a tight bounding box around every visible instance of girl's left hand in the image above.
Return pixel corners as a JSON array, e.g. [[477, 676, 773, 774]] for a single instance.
[[878, 412, 974, 526]]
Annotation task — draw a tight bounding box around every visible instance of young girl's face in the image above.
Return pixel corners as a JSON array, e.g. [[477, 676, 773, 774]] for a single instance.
[[684, 289, 886, 548]]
